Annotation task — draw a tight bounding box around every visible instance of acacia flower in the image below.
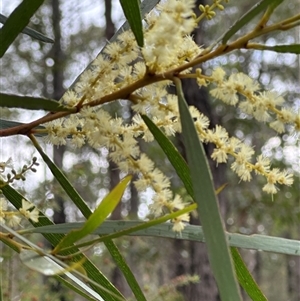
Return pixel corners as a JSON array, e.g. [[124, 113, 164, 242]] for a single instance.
[[44, 119, 68, 145], [7, 214, 22, 227], [0, 198, 25, 226], [60, 90, 80, 108], [262, 168, 293, 194], [142, 0, 197, 73], [209, 69, 299, 133], [0, 157, 13, 173], [269, 119, 285, 133], [0, 198, 7, 224], [262, 182, 278, 194], [211, 148, 228, 164], [254, 155, 271, 174], [172, 213, 190, 232], [19, 199, 40, 223]]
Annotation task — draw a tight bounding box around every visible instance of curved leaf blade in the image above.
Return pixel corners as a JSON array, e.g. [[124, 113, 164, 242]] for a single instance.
[[0, 0, 45, 57], [0, 93, 71, 111], [53, 175, 132, 253]]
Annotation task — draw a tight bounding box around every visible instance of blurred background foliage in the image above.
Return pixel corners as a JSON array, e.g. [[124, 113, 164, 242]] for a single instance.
[[0, 0, 299, 300]]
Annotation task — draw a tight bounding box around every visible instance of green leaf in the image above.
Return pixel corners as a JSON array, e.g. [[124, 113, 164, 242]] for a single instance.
[[251, 44, 300, 53], [30, 136, 147, 301], [0, 13, 53, 43], [0, 119, 23, 129], [264, 0, 285, 17], [35, 204, 197, 252], [221, 0, 284, 44], [0, 277, 3, 301], [0, 93, 72, 111], [0, 182, 124, 301], [231, 248, 268, 301], [53, 175, 132, 253], [175, 78, 242, 301], [31, 136, 97, 218], [0, 234, 22, 253], [3, 220, 119, 301], [19, 249, 119, 300], [0, 119, 46, 137], [29, 221, 300, 256], [111, 0, 160, 42], [142, 98, 269, 300], [119, 0, 144, 47], [20, 249, 66, 276], [142, 115, 193, 197], [0, 0, 45, 57], [55, 276, 100, 301]]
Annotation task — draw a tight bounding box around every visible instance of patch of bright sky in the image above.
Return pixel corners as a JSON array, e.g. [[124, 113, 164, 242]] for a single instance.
[[61, 0, 125, 35], [1, 0, 125, 27]]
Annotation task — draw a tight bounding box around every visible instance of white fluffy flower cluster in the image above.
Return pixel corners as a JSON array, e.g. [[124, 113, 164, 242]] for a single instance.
[[209, 68, 300, 133], [0, 197, 39, 226], [142, 0, 201, 73], [42, 0, 295, 231]]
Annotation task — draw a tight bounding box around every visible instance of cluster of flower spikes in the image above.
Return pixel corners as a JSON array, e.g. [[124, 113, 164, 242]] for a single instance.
[[0, 158, 40, 226], [44, 0, 294, 230], [209, 68, 300, 133], [192, 67, 296, 194]]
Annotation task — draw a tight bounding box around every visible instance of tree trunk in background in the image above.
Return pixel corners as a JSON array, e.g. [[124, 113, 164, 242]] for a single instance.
[[51, 0, 66, 233], [45, 1, 67, 299], [287, 252, 300, 300], [169, 1, 227, 299], [103, 0, 130, 295], [253, 251, 261, 287], [109, 160, 121, 220], [104, 0, 115, 40], [129, 174, 139, 218]]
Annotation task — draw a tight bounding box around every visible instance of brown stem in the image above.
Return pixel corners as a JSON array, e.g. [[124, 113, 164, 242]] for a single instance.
[[0, 110, 73, 137], [0, 73, 165, 138], [2, 12, 299, 139]]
